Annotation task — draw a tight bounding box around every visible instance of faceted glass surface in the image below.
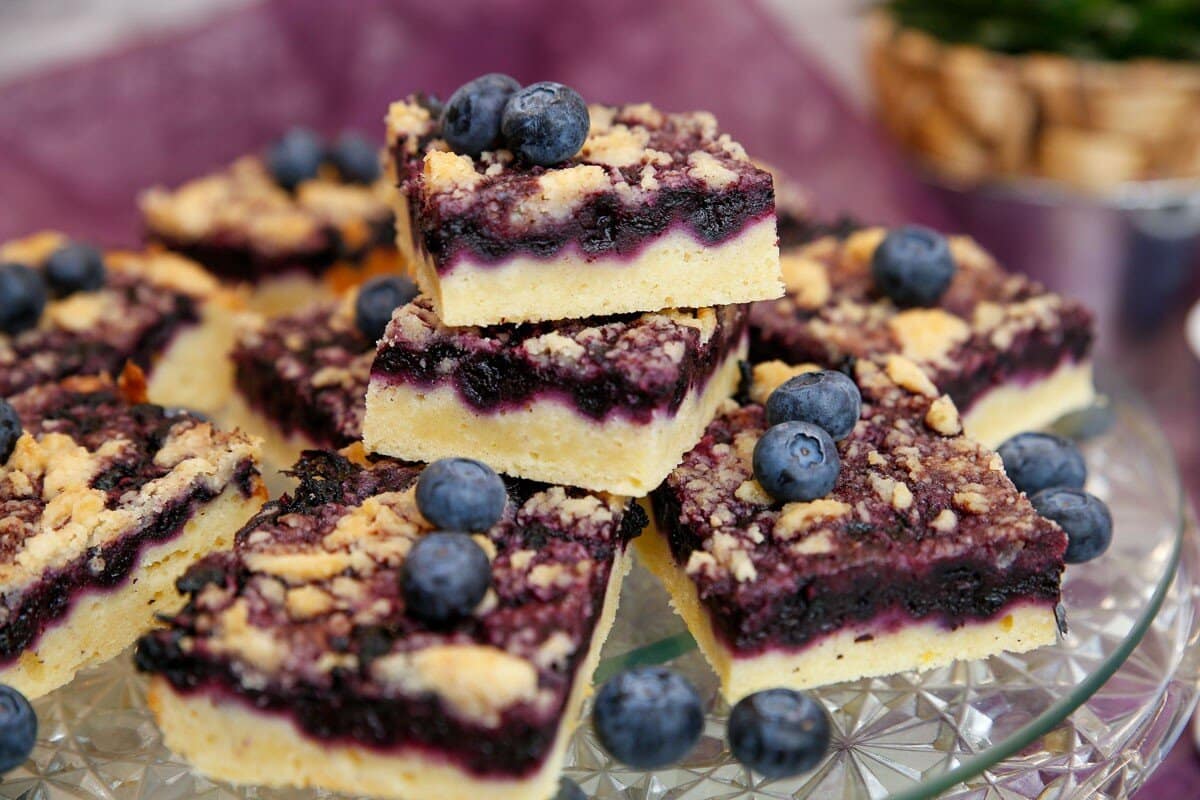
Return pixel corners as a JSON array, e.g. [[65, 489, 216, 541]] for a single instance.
[[4, 370, 1197, 800]]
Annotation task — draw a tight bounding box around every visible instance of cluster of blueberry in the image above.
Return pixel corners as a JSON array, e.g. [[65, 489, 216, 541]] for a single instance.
[[998, 432, 1112, 563], [437, 74, 591, 167], [750, 226, 958, 506], [0, 242, 106, 336], [589, 666, 830, 783], [265, 129, 382, 191], [392, 457, 509, 626]]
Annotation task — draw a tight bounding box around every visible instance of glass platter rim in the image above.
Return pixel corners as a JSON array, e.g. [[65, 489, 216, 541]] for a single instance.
[[590, 361, 1189, 799]]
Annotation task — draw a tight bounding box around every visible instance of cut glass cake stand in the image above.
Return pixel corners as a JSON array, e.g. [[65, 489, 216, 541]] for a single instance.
[[3, 366, 1197, 800]]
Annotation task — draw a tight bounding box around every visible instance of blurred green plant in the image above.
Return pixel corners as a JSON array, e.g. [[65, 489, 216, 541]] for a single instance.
[[882, 0, 1200, 61]]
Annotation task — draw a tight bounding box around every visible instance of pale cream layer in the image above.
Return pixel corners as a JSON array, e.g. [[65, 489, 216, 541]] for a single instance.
[[962, 359, 1095, 449], [635, 524, 1059, 702], [364, 343, 745, 495], [397, 193, 781, 326], [148, 549, 631, 800], [146, 299, 240, 417], [0, 483, 264, 699]]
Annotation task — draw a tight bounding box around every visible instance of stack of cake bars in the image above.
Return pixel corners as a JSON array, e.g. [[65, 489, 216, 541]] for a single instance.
[[137, 99, 786, 800], [361, 99, 784, 494]]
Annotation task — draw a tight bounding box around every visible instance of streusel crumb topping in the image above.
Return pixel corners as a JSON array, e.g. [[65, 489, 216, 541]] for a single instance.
[[387, 97, 771, 226], [750, 226, 1094, 390], [148, 451, 641, 729], [380, 295, 745, 393], [661, 356, 1065, 598], [140, 157, 393, 255], [0, 233, 225, 398], [0, 377, 259, 594]]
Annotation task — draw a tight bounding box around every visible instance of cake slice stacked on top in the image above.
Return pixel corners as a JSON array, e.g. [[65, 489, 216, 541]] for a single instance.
[[140, 130, 402, 316], [367, 77, 784, 494], [137, 448, 645, 800], [365, 298, 747, 494], [385, 88, 781, 326], [640, 356, 1067, 702], [0, 372, 264, 699], [749, 224, 1094, 447], [0, 232, 241, 415]]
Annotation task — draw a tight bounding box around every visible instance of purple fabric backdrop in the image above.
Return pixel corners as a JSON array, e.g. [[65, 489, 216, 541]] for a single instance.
[[0, 0, 947, 247], [0, 0, 1193, 795]]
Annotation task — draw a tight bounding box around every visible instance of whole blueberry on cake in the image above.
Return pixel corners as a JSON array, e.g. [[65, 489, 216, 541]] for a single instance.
[[749, 224, 1094, 447], [0, 232, 239, 414], [0, 373, 264, 699], [136, 449, 645, 800], [364, 295, 749, 494], [639, 356, 1067, 700], [386, 78, 782, 325], [139, 129, 401, 315]]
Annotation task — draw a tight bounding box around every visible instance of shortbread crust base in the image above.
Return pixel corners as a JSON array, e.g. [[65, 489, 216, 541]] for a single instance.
[[962, 360, 1095, 449], [364, 344, 746, 495], [147, 299, 241, 417], [398, 196, 781, 325], [148, 549, 631, 800], [0, 483, 264, 699], [635, 524, 1059, 702]]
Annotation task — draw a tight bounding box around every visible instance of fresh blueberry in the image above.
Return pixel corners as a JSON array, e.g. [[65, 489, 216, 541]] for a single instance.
[[0, 684, 36, 773], [266, 127, 324, 191], [871, 225, 956, 307], [765, 370, 862, 441], [728, 689, 831, 779], [553, 777, 586, 800], [0, 264, 47, 335], [593, 667, 704, 769], [440, 73, 521, 157], [0, 400, 20, 464], [500, 82, 590, 166], [354, 275, 418, 342], [44, 243, 106, 297], [998, 431, 1087, 496], [401, 532, 492, 624], [329, 133, 381, 184], [753, 421, 840, 503], [1030, 488, 1113, 564], [415, 457, 507, 532]]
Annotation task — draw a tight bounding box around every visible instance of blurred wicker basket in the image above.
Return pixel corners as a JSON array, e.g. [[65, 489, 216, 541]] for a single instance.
[[866, 11, 1200, 194]]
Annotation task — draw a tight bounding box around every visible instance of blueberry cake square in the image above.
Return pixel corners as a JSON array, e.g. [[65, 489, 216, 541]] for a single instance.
[[386, 98, 781, 325], [137, 450, 643, 800], [363, 297, 748, 494], [227, 298, 372, 472], [749, 226, 1094, 447], [140, 132, 401, 315], [0, 374, 264, 698], [639, 357, 1067, 701], [0, 232, 240, 414]]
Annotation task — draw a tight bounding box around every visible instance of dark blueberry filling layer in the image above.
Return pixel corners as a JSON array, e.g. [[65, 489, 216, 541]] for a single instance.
[[396, 147, 774, 270], [652, 488, 1059, 655], [0, 279, 199, 398], [231, 309, 368, 448], [750, 307, 1093, 414], [0, 459, 258, 666], [372, 316, 748, 423], [148, 217, 395, 283], [137, 452, 647, 777]]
